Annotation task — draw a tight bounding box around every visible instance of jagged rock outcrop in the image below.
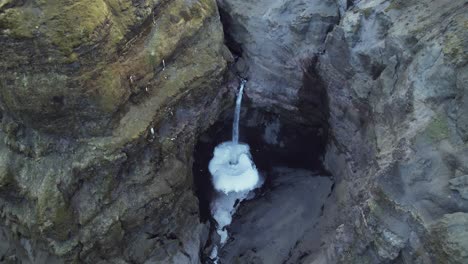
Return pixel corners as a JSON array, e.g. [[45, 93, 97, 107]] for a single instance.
[[0, 0, 232, 262], [217, 0, 338, 128], [319, 0, 467, 263], [216, 0, 468, 263], [1, 0, 467, 263]]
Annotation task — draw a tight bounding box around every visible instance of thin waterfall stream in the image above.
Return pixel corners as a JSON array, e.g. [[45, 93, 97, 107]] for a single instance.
[[232, 79, 246, 144], [208, 79, 263, 262]]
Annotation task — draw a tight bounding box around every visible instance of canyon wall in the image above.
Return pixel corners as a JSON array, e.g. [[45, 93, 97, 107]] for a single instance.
[[217, 0, 467, 263], [0, 0, 467, 263], [320, 0, 467, 263], [0, 0, 232, 262]]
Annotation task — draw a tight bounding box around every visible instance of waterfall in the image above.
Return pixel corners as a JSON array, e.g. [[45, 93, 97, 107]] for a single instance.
[[232, 79, 246, 144], [208, 79, 263, 262]]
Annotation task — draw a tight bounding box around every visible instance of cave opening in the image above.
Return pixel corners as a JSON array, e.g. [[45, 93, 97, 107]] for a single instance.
[[192, 58, 332, 222], [191, 52, 334, 263], [193, 106, 330, 222]]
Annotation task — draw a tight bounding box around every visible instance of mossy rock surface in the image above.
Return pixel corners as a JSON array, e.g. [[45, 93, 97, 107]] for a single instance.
[[0, 0, 227, 261], [0, 0, 222, 137], [425, 112, 449, 142], [442, 15, 468, 66]]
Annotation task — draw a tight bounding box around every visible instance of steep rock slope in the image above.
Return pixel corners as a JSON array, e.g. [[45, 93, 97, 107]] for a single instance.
[[217, 0, 467, 263], [0, 0, 231, 263], [0, 0, 467, 263], [217, 0, 338, 128], [319, 0, 467, 263]]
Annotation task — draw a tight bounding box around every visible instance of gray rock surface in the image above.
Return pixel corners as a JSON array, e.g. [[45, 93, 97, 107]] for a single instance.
[[449, 175, 468, 200], [218, 0, 468, 263], [219, 168, 332, 264], [217, 0, 340, 114], [0, 0, 467, 263], [318, 0, 468, 263], [430, 213, 468, 264], [0, 226, 62, 264]]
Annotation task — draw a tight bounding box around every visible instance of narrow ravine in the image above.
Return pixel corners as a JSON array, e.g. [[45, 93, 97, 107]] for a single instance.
[[193, 75, 332, 263], [206, 79, 263, 262], [0, 0, 466, 263]]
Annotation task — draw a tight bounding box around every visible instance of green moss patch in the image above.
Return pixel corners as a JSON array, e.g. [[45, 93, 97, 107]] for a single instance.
[[425, 113, 449, 141], [385, 0, 411, 12], [1, 0, 138, 56], [362, 8, 373, 19], [443, 30, 467, 65], [0, 8, 36, 38]]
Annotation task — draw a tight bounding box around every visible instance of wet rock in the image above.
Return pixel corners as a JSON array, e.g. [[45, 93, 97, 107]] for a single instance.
[[219, 168, 333, 264]]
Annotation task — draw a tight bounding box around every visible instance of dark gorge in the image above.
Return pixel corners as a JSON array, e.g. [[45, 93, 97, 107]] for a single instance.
[[0, 0, 467, 263]]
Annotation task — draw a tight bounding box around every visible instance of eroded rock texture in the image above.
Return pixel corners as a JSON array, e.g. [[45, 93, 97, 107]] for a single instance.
[[0, 0, 467, 263], [319, 0, 468, 263], [218, 0, 337, 127], [0, 0, 231, 263], [216, 0, 468, 263]]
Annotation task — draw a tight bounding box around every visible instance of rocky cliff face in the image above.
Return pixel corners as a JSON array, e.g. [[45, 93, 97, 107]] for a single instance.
[[0, 0, 467, 263], [319, 0, 468, 263], [217, 0, 467, 263], [217, 0, 337, 130], [0, 0, 232, 263]]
